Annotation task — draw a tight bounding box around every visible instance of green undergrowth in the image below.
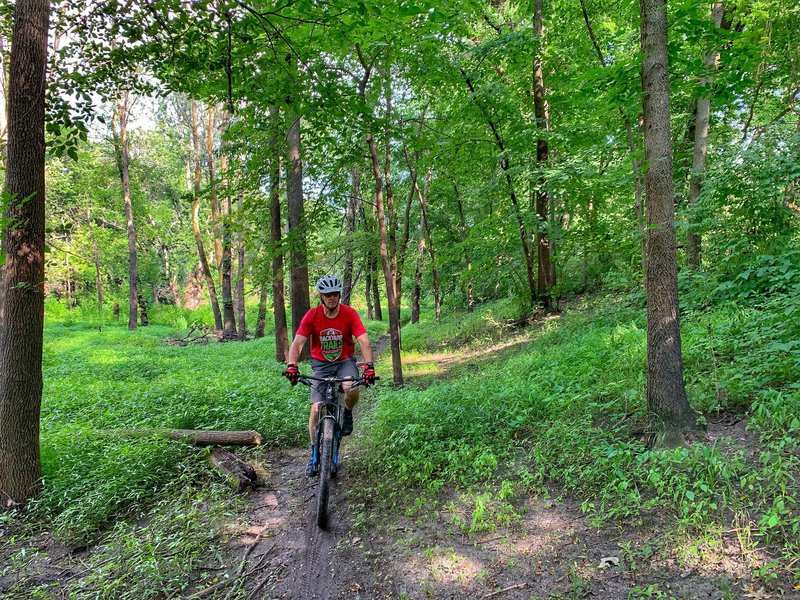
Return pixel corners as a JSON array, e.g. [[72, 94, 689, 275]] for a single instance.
[[400, 298, 519, 352], [6, 306, 385, 542], [360, 290, 800, 580]]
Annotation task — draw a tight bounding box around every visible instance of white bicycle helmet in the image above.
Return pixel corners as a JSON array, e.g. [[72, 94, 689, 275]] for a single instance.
[[316, 275, 343, 294]]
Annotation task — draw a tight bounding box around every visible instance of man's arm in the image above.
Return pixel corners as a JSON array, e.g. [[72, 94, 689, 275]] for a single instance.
[[287, 334, 308, 365], [355, 332, 373, 363]]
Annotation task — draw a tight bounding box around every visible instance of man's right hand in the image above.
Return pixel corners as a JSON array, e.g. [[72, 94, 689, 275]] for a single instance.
[[283, 363, 300, 386]]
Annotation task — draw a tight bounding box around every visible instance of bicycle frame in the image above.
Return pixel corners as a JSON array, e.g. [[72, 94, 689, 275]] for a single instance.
[[299, 375, 363, 475]]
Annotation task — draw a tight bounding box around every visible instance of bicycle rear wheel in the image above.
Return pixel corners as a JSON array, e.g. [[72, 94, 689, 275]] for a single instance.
[[316, 417, 334, 529]]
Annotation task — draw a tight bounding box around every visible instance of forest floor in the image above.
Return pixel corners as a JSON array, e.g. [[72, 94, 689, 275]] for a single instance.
[[2, 303, 798, 599], [207, 327, 797, 600]]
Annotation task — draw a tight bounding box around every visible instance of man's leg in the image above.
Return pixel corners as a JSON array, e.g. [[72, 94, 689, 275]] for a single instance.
[[339, 358, 360, 436], [308, 403, 321, 446]]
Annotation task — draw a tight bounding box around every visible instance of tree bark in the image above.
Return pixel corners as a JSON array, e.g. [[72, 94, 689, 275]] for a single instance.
[[0, 0, 50, 509], [219, 138, 236, 338], [533, 0, 555, 311], [112, 428, 263, 446], [342, 167, 359, 306], [357, 45, 402, 384], [191, 100, 223, 331], [236, 190, 246, 340], [255, 283, 268, 339], [462, 71, 537, 307], [285, 109, 311, 360], [641, 0, 696, 435], [411, 231, 424, 325], [206, 105, 223, 275], [687, 2, 726, 269], [113, 91, 139, 330], [415, 172, 441, 321], [270, 107, 289, 361], [452, 178, 474, 312]]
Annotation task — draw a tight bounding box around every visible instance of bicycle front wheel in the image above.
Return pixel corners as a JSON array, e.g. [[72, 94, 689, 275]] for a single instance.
[[316, 417, 334, 529]]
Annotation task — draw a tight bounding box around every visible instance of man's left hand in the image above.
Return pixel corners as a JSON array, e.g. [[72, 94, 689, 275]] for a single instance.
[[361, 362, 376, 386]]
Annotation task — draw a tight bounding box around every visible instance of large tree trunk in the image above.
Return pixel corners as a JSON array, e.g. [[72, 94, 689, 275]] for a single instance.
[[0, 0, 50, 510], [342, 167, 359, 306], [285, 109, 311, 360], [191, 100, 223, 331], [357, 46, 402, 384], [270, 108, 289, 361], [113, 91, 139, 330], [641, 0, 696, 436], [533, 0, 555, 311], [687, 2, 726, 269], [367, 130, 402, 384]]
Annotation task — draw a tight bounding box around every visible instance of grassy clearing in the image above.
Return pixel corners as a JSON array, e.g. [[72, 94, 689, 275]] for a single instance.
[[361, 291, 800, 584], [0, 304, 387, 596]]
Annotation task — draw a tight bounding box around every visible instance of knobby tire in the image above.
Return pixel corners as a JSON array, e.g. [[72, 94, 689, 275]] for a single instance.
[[316, 417, 334, 529]]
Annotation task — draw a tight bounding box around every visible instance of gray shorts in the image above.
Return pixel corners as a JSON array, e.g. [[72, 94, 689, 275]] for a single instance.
[[309, 357, 359, 404]]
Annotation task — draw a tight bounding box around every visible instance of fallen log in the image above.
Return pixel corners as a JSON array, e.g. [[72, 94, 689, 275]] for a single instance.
[[209, 447, 258, 492], [111, 429, 263, 446]]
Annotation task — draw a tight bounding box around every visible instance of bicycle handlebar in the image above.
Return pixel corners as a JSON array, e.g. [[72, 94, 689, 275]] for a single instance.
[[297, 374, 380, 387]]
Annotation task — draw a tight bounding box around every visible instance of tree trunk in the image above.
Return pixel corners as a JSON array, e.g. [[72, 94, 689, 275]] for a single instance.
[[342, 167, 359, 305], [255, 284, 268, 339], [90, 219, 104, 313], [359, 199, 375, 320], [0, 0, 50, 509], [453, 178, 474, 312], [415, 173, 441, 321], [371, 255, 383, 320], [65, 243, 72, 311], [113, 91, 139, 330], [533, 0, 555, 311], [270, 108, 289, 361], [285, 110, 311, 360], [687, 2, 726, 269], [206, 105, 223, 276], [367, 131, 403, 384], [219, 143, 236, 338], [641, 0, 695, 435], [462, 71, 537, 307], [236, 190, 246, 341], [364, 266, 374, 320], [138, 293, 149, 326], [191, 100, 223, 331], [357, 45, 402, 384], [580, 0, 647, 277], [411, 231, 424, 325]]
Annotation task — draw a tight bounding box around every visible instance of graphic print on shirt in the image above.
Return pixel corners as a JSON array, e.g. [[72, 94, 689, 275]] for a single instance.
[[320, 327, 344, 361]]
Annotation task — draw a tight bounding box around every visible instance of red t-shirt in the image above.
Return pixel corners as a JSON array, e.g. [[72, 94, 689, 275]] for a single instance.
[[296, 304, 367, 362]]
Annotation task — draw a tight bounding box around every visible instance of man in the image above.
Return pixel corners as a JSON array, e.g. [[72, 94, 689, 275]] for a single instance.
[[284, 275, 376, 476]]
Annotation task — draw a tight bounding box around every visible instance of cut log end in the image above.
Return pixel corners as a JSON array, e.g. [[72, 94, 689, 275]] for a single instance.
[[209, 447, 259, 492]]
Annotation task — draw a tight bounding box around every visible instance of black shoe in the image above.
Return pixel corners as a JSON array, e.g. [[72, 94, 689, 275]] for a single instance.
[[306, 452, 319, 477], [342, 409, 354, 436]]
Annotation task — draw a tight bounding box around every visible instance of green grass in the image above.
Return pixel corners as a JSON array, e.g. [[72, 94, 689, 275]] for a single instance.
[[358, 290, 800, 580]]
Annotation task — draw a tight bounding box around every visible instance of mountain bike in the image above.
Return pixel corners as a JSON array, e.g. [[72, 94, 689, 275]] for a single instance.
[[298, 372, 378, 529]]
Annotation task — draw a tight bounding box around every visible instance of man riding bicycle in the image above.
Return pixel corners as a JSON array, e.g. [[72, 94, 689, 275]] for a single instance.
[[283, 275, 376, 476]]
